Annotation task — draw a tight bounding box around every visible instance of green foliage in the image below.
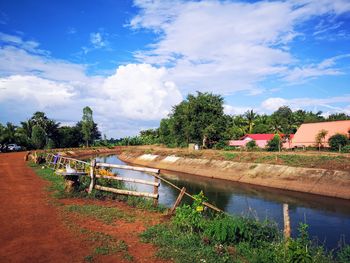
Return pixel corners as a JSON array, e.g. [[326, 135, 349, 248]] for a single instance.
[[82, 106, 94, 146], [246, 139, 257, 150], [158, 92, 228, 148], [328, 133, 349, 151], [222, 152, 238, 160], [173, 191, 207, 232], [267, 134, 282, 151], [337, 245, 350, 263], [342, 145, 350, 153], [31, 125, 47, 149]]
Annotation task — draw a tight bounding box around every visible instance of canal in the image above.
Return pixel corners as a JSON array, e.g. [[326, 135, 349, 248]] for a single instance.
[[96, 155, 350, 249]]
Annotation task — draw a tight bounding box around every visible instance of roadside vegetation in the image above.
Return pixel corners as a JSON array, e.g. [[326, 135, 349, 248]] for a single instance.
[[141, 192, 350, 263]]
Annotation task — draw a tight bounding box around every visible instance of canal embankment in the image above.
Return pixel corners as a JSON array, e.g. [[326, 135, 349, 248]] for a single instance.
[[117, 149, 350, 200]]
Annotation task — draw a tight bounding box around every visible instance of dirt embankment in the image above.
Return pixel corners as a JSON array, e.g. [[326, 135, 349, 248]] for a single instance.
[[118, 147, 350, 200]]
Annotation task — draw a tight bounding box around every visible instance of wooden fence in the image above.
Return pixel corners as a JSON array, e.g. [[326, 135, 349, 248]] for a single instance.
[[43, 153, 293, 236]]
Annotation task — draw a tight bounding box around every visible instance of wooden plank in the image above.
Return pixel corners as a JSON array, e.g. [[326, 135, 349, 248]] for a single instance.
[[169, 187, 186, 215], [94, 185, 158, 199], [96, 162, 159, 174], [95, 174, 159, 187]]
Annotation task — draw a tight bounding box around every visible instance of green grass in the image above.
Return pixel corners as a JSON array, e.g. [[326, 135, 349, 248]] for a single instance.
[[222, 152, 238, 160], [65, 204, 135, 224]]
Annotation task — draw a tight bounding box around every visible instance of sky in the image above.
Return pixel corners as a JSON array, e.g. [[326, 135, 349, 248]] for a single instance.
[[0, 0, 350, 138]]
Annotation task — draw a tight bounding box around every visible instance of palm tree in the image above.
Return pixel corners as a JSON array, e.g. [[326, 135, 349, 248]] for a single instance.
[[244, 110, 256, 134]]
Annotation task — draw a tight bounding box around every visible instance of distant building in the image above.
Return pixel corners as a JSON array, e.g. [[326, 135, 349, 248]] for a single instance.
[[291, 120, 350, 148], [229, 134, 293, 149]]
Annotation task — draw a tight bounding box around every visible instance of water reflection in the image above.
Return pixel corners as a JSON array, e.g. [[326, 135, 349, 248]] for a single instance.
[[95, 155, 350, 249]]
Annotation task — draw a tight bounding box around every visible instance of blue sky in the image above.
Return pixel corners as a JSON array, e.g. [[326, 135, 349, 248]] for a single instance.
[[1, 0, 350, 137]]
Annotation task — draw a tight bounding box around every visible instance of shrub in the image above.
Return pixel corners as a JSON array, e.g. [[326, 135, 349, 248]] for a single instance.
[[328, 134, 349, 151], [337, 245, 350, 263], [266, 135, 282, 152], [342, 145, 350, 153], [246, 140, 257, 150]]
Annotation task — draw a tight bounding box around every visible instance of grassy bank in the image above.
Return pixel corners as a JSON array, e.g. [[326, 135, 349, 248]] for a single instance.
[[141, 192, 350, 263]]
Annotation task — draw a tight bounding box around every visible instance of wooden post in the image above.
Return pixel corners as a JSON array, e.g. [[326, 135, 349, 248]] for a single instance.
[[153, 176, 159, 207], [283, 203, 291, 239], [169, 187, 186, 215], [88, 159, 96, 194]]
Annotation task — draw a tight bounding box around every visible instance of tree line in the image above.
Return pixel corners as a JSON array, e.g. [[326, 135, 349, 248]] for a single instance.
[[0, 106, 101, 151], [118, 92, 350, 149]]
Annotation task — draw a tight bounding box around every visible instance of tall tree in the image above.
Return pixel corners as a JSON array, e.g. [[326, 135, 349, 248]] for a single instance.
[[31, 125, 46, 149], [244, 109, 257, 133], [81, 106, 95, 146]]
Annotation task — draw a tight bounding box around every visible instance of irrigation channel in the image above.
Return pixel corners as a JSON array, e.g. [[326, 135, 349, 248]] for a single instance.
[[95, 154, 350, 250]]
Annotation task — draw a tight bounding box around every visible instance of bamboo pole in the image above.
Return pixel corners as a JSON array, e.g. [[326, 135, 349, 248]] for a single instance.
[[169, 187, 186, 215], [88, 159, 96, 194], [94, 185, 158, 199], [96, 162, 159, 174], [95, 174, 159, 187], [153, 174, 222, 213], [283, 203, 291, 238]]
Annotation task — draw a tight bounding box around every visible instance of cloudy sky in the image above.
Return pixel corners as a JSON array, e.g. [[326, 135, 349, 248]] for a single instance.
[[1, 0, 350, 137]]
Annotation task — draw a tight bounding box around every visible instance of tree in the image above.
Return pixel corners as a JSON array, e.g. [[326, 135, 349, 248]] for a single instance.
[[327, 113, 350, 121], [328, 134, 349, 152], [81, 106, 94, 146], [172, 92, 227, 147], [267, 134, 282, 152], [271, 106, 295, 135], [244, 110, 257, 134], [31, 125, 46, 149], [246, 140, 257, 150], [315, 129, 328, 151]]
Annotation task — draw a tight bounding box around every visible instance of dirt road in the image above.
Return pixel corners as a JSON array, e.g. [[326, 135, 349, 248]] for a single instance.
[[0, 152, 88, 262]]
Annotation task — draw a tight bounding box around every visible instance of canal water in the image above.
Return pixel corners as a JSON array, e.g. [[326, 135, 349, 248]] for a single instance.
[[96, 155, 350, 249]]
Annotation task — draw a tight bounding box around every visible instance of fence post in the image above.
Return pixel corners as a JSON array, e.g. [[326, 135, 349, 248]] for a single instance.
[[88, 159, 96, 194], [283, 203, 291, 239], [153, 175, 159, 207], [169, 187, 186, 215]]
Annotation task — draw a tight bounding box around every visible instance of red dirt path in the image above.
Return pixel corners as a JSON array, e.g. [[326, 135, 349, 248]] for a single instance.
[[0, 152, 89, 262], [0, 152, 168, 263]]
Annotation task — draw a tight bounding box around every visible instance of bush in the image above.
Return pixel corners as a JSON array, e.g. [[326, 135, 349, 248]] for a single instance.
[[266, 135, 281, 152], [246, 140, 257, 150], [342, 145, 350, 153], [337, 245, 350, 263], [328, 134, 349, 151]]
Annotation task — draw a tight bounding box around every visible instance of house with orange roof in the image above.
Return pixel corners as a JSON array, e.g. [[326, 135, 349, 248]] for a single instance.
[[291, 120, 350, 148]]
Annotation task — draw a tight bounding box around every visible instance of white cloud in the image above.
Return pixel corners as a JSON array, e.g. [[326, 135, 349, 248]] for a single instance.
[[261, 98, 288, 111], [0, 75, 75, 108], [101, 64, 182, 120], [130, 0, 350, 93], [261, 95, 350, 113], [90, 32, 106, 48], [0, 34, 182, 135], [224, 105, 251, 115]]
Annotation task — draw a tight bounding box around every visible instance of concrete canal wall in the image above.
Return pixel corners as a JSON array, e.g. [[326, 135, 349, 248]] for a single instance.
[[118, 152, 350, 200]]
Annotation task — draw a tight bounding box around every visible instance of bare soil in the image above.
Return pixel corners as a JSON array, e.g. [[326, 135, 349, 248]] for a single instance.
[[0, 152, 169, 263]]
